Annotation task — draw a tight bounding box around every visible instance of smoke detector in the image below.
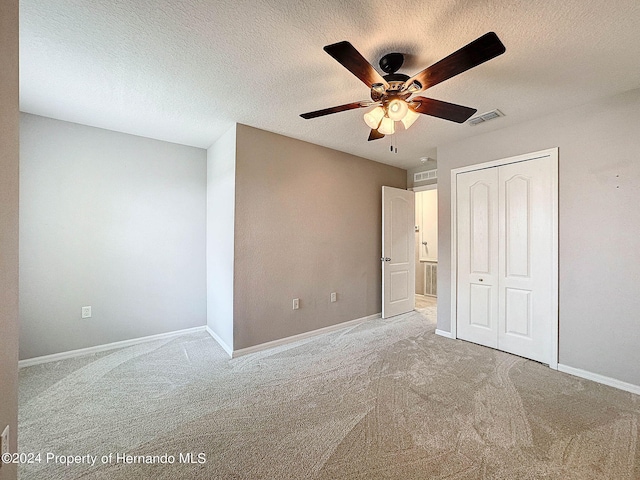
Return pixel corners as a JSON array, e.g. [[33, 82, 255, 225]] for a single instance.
[[419, 156, 433, 164], [468, 109, 505, 126]]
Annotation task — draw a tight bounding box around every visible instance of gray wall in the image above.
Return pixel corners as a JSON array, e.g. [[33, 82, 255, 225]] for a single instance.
[[437, 87, 640, 387], [19, 114, 207, 359], [233, 124, 407, 350], [206, 124, 236, 350], [0, 0, 19, 478]]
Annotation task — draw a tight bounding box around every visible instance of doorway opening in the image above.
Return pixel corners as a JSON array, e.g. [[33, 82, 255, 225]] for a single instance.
[[414, 184, 437, 312]]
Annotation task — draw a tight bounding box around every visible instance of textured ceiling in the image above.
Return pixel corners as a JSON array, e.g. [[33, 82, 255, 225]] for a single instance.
[[20, 0, 640, 169]]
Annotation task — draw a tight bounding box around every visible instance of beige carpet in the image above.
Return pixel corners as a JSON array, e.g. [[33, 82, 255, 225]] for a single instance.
[[19, 304, 640, 479]]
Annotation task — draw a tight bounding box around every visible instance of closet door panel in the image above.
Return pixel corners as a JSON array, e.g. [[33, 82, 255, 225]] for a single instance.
[[456, 168, 499, 349], [498, 156, 554, 363]]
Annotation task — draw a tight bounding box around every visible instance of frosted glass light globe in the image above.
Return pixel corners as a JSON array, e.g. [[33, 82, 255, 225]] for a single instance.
[[378, 116, 395, 135], [387, 99, 409, 121], [401, 109, 420, 129], [363, 106, 385, 129]]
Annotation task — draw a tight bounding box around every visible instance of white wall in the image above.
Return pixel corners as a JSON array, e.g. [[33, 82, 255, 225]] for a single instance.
[[206, 124, 236, 351], [415, 189, 438, 295], [416, 189, 438, 263], [0, 1, 19, 478], [19, 114, 207, 359], [437, 88, 640, 387]]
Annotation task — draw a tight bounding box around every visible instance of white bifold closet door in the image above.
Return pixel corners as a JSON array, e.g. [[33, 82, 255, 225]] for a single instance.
[[456, 155, 555, 364]]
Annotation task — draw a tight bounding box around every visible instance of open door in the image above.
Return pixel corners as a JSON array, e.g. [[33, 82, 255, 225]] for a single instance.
[[382, 186, 415, 318]]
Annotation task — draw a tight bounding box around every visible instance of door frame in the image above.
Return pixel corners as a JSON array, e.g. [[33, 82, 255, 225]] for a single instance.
[[411, 184, 437, 192], [450, 148, 559, 369]]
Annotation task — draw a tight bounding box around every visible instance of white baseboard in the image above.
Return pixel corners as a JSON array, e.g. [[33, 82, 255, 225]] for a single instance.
[[435, 329, 453, 339], [230, 313, 382, 358], [205, 326, 233, 357], [18, 326, 207, 368], [557, 364, 640, 396]]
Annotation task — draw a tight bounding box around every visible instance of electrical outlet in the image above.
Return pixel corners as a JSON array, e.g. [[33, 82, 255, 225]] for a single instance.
[[81, 306, 92, 319], [330, 292, 337, 303], [292, 298, 299, 310], [1, 425, 9, 461]]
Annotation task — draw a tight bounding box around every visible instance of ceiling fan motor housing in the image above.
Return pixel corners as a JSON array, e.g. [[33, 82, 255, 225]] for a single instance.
[[379, 52, 404, 74], [371, 75, 412, 102]]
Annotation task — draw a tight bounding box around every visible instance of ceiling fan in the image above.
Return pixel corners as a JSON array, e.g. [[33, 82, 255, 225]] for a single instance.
[[300, 32, 506, 141]]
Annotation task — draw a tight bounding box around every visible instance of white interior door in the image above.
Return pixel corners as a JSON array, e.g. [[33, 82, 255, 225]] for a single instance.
[[382, 186, 415, 318], [454, 152, 557, 365]]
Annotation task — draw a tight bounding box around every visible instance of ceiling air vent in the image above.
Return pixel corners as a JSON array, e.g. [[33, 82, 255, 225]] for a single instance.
[[414, 170, 437, 182], [468, 109, 504, 126]]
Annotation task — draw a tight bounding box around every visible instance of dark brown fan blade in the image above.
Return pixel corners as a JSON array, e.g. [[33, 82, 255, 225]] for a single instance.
[[300, 102, 365, 119], [405, 32, 505, 92], [324, 41, 388, 88], [368, 129, 385, 141], [411, 97, 477, 123]]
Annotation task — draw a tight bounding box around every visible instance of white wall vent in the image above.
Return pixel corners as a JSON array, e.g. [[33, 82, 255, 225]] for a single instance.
[[468, 109, 504, 126], [414, 169, 437, 182]]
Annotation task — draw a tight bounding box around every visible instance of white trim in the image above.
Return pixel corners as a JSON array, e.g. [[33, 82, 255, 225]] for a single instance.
[[231, 313, 381, 358], [450, 148, 559, 369], [411, 183, 437, 192], [205, 326, 233, 357], [450, 169, 458, 340], [549, 149, 559, 370], [558, 364, 640, 396], [450, 149, 556, 175], [18, 326, 207, 368], [435, 329, 453, 339]]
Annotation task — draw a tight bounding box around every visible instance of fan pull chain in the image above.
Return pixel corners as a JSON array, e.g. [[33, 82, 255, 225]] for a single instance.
[[389, 133, 398, 154]]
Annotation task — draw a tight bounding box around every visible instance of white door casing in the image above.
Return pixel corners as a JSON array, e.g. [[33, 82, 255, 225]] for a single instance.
[[382, 186, 415, 318], [451, 148, 558, 367]]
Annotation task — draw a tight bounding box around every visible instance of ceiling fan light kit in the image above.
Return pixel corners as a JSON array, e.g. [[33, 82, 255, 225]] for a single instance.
[[300, 32, 506, 146]]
